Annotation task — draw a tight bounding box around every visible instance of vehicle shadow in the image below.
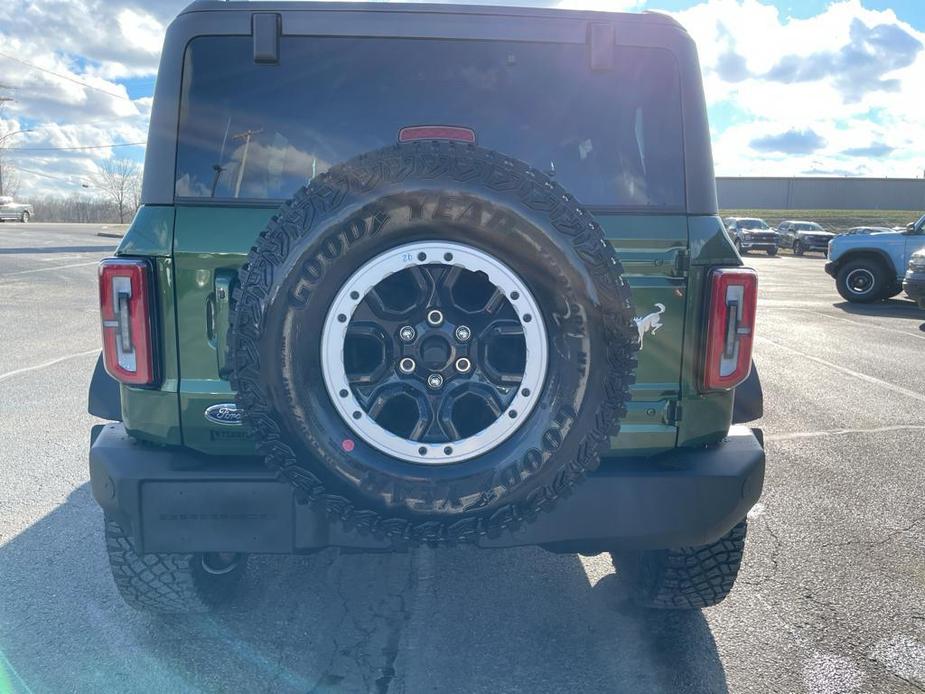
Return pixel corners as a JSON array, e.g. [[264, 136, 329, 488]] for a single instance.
[[0, 484, 728, 694], [833, 299, 923, 320]]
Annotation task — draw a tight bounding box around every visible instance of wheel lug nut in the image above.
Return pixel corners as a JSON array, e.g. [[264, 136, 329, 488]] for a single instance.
[[399, 357, 416, 374], [427, 373, 444, 389], [426, 309, 444, 327], [455, 325, 471, 342], [399, 325, 416, 342], [455, 357, 472, 373]]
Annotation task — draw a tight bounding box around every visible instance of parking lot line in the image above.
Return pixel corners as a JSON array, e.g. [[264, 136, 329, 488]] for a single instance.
[[766, 424, 925, 442], [770, 307, 925, 342], [756, 336, 925, 404], [0, 349, 99, 384], [0, 261, 100, 279]]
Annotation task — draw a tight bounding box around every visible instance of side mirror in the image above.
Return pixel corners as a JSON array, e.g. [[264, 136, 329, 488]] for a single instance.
[[907, 223, 915, 232]]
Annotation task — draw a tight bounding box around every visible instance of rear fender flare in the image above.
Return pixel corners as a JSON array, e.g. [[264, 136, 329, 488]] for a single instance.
[[88, 354, 122, 421]]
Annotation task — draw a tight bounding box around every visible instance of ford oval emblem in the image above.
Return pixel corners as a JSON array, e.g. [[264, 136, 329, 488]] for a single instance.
[[204, 403, 242, 426]]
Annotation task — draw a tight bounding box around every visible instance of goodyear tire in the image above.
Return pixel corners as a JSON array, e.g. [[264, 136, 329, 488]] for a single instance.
[[230, 142, 638, 545], [105, 517, 246, 613], [612, 521, 747, 609]]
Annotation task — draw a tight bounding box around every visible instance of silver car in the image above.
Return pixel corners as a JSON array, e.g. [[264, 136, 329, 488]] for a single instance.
[[0, 196, 34, 222]]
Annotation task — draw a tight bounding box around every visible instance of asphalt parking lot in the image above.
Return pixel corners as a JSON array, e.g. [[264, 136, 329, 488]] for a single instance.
[[1, 222, 923, 694]]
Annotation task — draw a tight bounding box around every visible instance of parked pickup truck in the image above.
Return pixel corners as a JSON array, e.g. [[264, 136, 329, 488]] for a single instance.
[[825, 214, 925, 302], [777, 220, 834, 256], [0, 196, 33, 222], [724, 217, 779, 256]]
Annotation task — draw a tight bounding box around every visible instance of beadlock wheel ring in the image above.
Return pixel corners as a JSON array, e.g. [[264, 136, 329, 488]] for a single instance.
[[321, 241, 548, 464]]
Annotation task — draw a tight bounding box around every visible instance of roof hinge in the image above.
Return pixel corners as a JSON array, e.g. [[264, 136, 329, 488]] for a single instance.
[[587, 23, 615, 71], [253, 13, 280, 64]]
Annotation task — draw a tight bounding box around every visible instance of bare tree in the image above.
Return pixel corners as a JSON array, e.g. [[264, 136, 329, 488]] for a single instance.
[[28, 193, 118, 223], [93, 158, 141, 223], [0, 155, 20, 198]]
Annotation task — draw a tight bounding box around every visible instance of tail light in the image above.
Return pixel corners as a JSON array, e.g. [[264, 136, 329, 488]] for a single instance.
[[703, 268, 757, 391], [99, 258, 157, 386], [398, 125, 476, 143]]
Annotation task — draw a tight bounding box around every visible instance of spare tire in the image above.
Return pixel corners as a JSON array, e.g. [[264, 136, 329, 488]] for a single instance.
[[230, 142, 638, 545]]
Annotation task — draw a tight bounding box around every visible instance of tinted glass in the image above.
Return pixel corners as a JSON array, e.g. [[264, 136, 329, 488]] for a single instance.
[[738, 219, 768, 229], [175, 36, 684, 208]]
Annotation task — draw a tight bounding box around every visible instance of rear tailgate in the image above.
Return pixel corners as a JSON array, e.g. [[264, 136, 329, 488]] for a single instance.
[[172, 207, 687, 455]]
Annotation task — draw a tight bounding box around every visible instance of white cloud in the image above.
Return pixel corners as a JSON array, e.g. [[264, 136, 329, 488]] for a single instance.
[[673, 0, 925, 176], [0, 0, 185, 195]]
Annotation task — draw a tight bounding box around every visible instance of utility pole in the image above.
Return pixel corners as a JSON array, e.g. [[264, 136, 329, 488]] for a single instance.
[[0, 95, 14, 197], [231, 128, 262, 198]]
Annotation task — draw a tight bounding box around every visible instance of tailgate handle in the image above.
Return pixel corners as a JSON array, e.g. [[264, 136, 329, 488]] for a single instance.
[[212, 270, 236, 378]]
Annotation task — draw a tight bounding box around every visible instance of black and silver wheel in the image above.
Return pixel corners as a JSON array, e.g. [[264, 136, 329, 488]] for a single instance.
[[836, 259, 888, 303], [792, 240, 804, 256], [104, 517, 246, 613], [230, 142, 638, 545], [20, 211, 30, 223], [323, 241, 547, 463], [766, 247, 777, 257]]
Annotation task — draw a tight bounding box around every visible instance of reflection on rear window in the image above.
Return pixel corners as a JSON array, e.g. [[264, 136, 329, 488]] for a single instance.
[[175, 36, 684, 209]]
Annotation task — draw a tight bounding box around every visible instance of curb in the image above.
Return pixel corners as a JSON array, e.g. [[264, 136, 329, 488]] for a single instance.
[[96, 232, 124, 239]]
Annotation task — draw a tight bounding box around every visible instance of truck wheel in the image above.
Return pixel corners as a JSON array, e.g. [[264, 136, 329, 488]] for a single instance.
[[734, 238, 745, 255], [879, 281, 903, 301], [230, 141, 638, 545], [612, 521, 747, 609], [104, 518, 246, 613], [20, 211, 30, 223], [836, 259, 889, 303], [792, 240, 804, 256], [766, 247, 777, 257]]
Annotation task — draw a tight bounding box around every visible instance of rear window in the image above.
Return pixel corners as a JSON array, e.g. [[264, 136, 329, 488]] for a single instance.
[[175, 36, 684, 209]]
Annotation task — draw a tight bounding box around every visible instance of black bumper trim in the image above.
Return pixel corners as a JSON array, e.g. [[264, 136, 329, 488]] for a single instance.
[[89, 423, 765, 554]]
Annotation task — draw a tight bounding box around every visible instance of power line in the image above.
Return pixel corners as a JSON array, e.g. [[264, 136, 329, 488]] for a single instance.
[[10, 165, 90, 185], [6, 141, 145, 151], [0, 51, 135, 101]]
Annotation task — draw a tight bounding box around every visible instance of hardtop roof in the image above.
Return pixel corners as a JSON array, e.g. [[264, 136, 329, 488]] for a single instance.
[[178, 0, 686, 30]]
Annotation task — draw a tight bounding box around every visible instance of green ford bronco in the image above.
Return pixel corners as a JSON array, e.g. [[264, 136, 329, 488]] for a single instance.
[[88, 1, 765, 614]]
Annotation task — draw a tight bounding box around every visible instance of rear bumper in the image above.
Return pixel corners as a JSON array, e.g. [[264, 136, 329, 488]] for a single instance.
[[89, 423, 765, 554]]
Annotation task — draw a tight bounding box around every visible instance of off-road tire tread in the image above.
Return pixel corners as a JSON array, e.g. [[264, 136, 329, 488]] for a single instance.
[[835, 258, 889, 303], [104, 518, 243, 613], [615, 521, 747, 609], [229, 141, 638, 546]]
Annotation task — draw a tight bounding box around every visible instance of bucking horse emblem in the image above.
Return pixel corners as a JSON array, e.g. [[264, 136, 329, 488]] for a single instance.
[[634, 303, 666, 348]]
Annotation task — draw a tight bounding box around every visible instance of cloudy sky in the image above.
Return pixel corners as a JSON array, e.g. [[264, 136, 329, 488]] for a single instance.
[[0, 0, 923, 197]]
